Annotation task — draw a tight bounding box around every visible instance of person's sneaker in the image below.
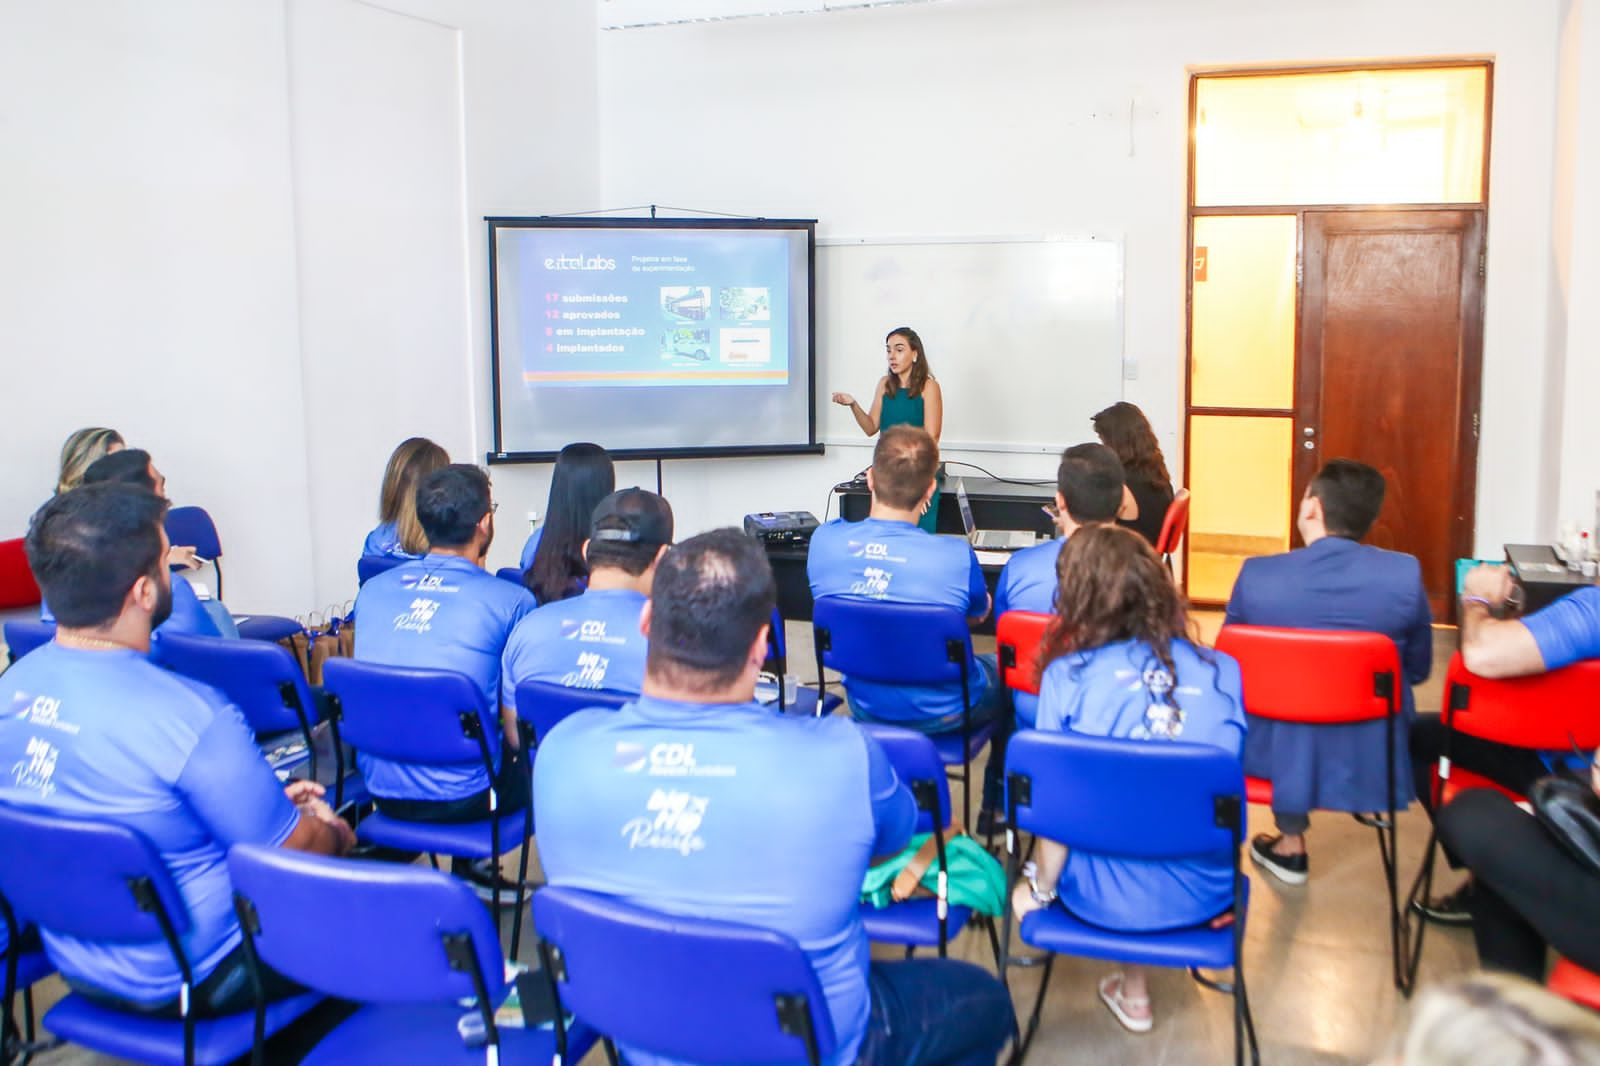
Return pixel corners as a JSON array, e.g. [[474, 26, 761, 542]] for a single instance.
[[1412, 881, 1475, 926], [452, 858, 527, 903], [1249, 833, 1309, 886]]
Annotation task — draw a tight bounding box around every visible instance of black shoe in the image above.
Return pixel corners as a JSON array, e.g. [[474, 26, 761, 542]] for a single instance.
[[452, 858, 527, 903], [976, 809, 1009, 837], [1249, 833, 1309, 885], [1412, 882, 1475, 926]]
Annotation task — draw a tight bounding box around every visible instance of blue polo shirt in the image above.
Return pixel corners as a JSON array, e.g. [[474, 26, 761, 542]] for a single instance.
[[41, 573, 220, 642], [994, 536, 1065, 727], [0, 644, 299, 1004], [535, 696, 915, 1066], [1524, 586, 1600, 670], [807, 517, 989, 726], [1036, 638, 1247, 931], [500, 587, 648, 707], [517, 527, 544, 573], [362, 521, 419, 561], [353, 554, 535, 802]]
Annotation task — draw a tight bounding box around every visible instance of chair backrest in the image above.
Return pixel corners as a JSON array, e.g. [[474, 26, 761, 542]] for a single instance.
[[164, 506, 223, 561], [357, 554, 404, 586], [534, 885, 837, 1064], [1213, 624, 1400, 724], [856, 722, 952, 833], [812, 596, 971, 685], [765, 606, 787, 667], [227, 844, 504, 1005], [3, 621, 56, 663], [1007, 730, 1244, 859], [514, 679, 632, 746], [494, 567, 525, 587], [1154, 488, 1192, 556], [0, 804, 190, 944], [996, 610, 1052, 696], [0, 538, 41, 610], [1442, 652, 1600, 750], [322, 658, 492, 766], [155, 632, 314, 736]]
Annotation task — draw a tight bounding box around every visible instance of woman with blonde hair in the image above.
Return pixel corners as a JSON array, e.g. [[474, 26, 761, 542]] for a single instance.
[[57, 427, 124, 494], [1377, 973, 1600, 1066], [364, 438, 450, 559]]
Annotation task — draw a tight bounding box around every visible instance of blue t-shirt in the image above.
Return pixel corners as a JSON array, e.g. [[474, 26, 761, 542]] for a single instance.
[[353, 554, 535, 802], [42, 573, 220, 642], [1524, 586, 1600, 671], [500, 587, 648, 707], [362, 521, 420, 561], [517, 527, 544, 574], [806, 517, 989, 725], [535, 696, 915, 1066], [994, 536, 1065, 727], [0, 645, 298, 1003], [1036, 638, 1247, 932]]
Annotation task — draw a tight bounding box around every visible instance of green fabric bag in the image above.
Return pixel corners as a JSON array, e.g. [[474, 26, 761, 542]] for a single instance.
[[860, 833, 1007, 917]]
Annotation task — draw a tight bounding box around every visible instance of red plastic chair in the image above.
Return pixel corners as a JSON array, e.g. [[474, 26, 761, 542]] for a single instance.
[[996, 610, 1052, 698], [1402, 652, 1600, 989], [0, 538, 40, 611], [1155, 489, 1191, 566], [1213, 624, 1408, 990], [1550, 958, 1600, 1011]]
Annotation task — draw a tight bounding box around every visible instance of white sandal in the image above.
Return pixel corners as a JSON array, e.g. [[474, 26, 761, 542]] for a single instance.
[[1098, 972, 1154, 1034]]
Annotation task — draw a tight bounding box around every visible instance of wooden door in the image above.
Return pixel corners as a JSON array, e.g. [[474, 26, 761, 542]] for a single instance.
[[1297, 210, 1485, 620]]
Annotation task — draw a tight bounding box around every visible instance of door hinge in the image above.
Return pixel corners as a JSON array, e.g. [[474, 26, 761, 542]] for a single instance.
[[1479, 252, 1486, 278], [1473, 410, 1480, 438]]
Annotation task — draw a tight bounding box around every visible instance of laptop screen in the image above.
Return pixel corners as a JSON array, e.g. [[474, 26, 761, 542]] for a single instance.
[[955, 479, 976, 538]]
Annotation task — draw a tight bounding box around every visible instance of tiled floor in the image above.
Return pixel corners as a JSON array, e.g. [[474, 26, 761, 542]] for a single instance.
[[24, 620, 1476, 1065]]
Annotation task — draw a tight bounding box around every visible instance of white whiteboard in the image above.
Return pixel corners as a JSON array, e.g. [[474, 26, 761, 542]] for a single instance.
[[816, 236, 1125, 452]]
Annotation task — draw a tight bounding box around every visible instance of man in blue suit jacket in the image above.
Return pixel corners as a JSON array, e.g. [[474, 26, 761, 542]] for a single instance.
[[1224, 459, 1433, 884]]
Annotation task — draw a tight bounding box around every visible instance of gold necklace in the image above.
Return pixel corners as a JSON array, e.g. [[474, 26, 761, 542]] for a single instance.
[[54, 633, 133, 652]]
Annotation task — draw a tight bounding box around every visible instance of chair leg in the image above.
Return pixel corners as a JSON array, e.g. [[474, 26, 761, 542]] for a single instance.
[[603, 1038, 621, 1065], [1399, 823, 1442, 992], [1237, 969, 1261, 1066], [1006, 953, 1054, 1066]]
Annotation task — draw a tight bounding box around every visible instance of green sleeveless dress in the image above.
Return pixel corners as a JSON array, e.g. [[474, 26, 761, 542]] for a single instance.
[[880, 387, 940, 533]]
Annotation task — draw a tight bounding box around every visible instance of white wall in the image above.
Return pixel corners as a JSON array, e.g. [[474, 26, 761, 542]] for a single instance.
[[596, 0, 1562, 555]]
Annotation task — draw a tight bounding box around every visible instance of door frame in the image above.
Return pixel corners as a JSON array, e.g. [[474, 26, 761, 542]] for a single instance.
[[1181, 61, 1494, 604]]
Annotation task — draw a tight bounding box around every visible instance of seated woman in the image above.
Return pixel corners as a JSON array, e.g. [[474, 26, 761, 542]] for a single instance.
[[523, 442, 614, 605], [1092, 401, 1175, 547], [363, 437, 448, 560], [1011, 524, 1246, 1035], [57, 426, 125, 495]]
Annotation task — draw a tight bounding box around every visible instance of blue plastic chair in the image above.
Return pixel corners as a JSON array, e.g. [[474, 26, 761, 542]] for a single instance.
[[164, 506, 302, 648], [227, 845, 597, 1065], [765, 607, 841, 718], [356, 555, 404, 587], [1000, 731, 1257, 1065], [855, 723, 990, 961], [494, 567, 525, 587], [2, 621, 55, 666], [812, 596, 994, 828], [512, 680, 631, 748], [0, 804, 320, 1066], [534, 885, 838, 1066], [321, 658, 534, 960], [0, 901, 56, 1063]]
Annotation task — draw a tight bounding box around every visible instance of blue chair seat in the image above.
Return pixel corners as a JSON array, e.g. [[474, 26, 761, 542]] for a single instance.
[[235, 615, 303, 644], [931, 720, 996, 765], [302, 1001, 596, 1065], [1019, 888, 1248, 973], [43, 990, 322, 1066], [356, 807, 530, 860], [859, 899, 973, 946]]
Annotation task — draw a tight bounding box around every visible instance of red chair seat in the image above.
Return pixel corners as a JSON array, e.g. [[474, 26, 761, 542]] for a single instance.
[[1550, 958, 1600, 1011], [1245, 776, 1273, 806], [1435, 767, 1526, 808]]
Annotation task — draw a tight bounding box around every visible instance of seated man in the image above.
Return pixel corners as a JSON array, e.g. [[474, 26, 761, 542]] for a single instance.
[[535, 529, 1013, 1066], [501, 488, 671, 710], [1411, 566, 1600, 924], [353, 465, 534, 889], [1225, 459, 1432, 885], [994, 442, 1126, 728], [0, 484, 352, 1017]]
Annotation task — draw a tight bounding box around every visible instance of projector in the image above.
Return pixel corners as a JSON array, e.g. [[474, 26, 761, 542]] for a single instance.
[[744, 511, 820, 548]]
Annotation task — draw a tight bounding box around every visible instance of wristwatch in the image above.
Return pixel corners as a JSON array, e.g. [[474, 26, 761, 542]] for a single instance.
[[1027, 871, 1057, 906]]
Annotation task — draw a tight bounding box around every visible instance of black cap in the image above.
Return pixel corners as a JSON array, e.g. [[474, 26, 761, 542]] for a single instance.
[[589, 488, 674, 547]]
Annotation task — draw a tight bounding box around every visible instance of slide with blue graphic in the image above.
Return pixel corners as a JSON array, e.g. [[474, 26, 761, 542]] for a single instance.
[[512, 229, 792, 388]]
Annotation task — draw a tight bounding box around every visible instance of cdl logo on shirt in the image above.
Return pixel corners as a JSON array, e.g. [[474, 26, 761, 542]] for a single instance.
[[562, 620, 608, 640], [399, 574, 458, 593], [863, 542, 890, 558]]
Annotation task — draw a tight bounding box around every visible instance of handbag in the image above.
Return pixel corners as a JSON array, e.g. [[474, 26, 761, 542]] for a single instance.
[[1530, 774, 1600, 878]]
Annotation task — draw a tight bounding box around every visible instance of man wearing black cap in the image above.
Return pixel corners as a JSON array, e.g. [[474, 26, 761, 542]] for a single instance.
[[501, 488, 673, 704]]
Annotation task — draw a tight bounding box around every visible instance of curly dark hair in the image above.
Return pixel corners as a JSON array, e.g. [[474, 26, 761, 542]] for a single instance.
[[1092, 401, 1172, 496], [1036, 524, 1196, 683]]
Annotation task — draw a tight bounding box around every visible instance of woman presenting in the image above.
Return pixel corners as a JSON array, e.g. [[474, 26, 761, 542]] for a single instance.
[[832, 327, 945, 532]]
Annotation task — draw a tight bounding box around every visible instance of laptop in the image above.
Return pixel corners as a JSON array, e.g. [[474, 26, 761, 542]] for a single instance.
[[956, 479, 1037, 551]]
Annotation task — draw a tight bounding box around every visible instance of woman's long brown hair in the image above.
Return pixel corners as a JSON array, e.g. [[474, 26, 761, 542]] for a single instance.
[[882, 327, 931, 399], [1036, 523, 1196, 682], [1092, 401, 1173, 495]]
